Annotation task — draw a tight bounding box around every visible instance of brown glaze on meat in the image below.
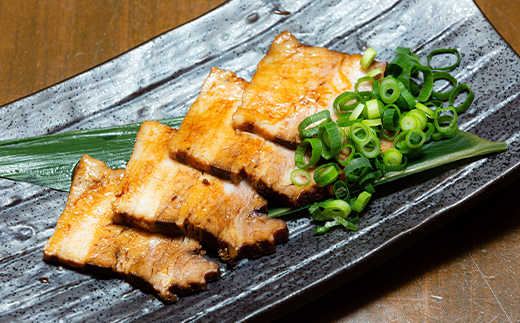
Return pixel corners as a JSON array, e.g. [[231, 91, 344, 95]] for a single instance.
[[232, 31, 387, 148], [112, 121, 288, 261], [169, 68, 333, 207], [43, 155, 220, 302]]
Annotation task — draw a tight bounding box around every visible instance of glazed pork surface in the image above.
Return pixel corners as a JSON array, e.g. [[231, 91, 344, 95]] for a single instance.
[[44, 155, 220, 302], [232, 31, 387, 149], [169, 67, 332, 207], [112, 120, 288, 261]]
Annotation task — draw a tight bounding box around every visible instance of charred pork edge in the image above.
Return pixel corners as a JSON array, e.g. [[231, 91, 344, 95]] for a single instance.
[[114, 211, 288, 262], [43, 253, 220, 303]]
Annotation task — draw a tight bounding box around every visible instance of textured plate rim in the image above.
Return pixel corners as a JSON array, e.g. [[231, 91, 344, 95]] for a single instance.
[[1, 1, 519, 321]]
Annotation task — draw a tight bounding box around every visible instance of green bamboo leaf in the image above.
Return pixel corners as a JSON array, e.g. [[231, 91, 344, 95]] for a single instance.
[[0, 117, 183, 191], [268, 131, 506, 217], [377, 131, 507, 184], [0, 119, 506, 218]]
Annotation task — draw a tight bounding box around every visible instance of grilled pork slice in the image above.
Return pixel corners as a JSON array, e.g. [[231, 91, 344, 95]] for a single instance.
[[233, 31, 387, 149], [44, 155, 219, 302], [112, 120, 288, 261], [169, 67, 332, 207]]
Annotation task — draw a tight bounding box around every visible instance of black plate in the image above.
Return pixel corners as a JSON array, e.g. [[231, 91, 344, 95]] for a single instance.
[[1, 0, 519, 322]]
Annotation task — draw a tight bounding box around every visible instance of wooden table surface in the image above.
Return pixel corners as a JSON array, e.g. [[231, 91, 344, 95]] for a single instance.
[[1, 0, 519, 321]]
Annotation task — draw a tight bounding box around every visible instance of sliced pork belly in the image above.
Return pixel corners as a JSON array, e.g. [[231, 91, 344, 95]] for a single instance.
[[44, 155, 219, 302], [169, 67, 333, 207], [233, 31, 387, 148], [112, 120, 288, 261]]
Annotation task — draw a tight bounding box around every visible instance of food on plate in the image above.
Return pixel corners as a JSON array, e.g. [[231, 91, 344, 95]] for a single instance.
[[44, 155, 220, 301], [232, 31, 387, 149], [112, 120, 288, 261], [37, 29, 507, 302], [293, 45, 483, 234], [169, 67, 333, 207]]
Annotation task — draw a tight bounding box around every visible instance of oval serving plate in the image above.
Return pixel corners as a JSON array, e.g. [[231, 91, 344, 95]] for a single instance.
[[0, 0, 519, 322]]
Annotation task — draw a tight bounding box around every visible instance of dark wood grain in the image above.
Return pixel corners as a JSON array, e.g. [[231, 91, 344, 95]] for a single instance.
[[474, 0, 520, 55], [0, 0, 227, 107], [0, 0, 518, 321]]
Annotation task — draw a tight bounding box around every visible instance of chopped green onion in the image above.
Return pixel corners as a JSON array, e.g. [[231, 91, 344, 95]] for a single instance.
[[442, 121, 459, 138], [309, 206, 327, 222], [335, 144, 355, 166], [362, 118, 383, 127], [298, 110, 331, 138], [333, 181, 350, 201], [349, 103, 365, 121], [290, 169, 311, 186], [409, 79, 420, 96], [360, 47, 377, 69], [424, 122, 435, 138], [333, 215, 359, 231], [324, 200, 352, 219], [393, 130, 411, 153], [367, 67, 383, 78], [314, 221, 341, 235], [309, 200, 330, 215], [382, 104, 401, 131], [355, 76, 376, 93], [400, 114, 421, 131], [346, 173, 358, 183], [336, 117, 356, 128], [375, 153, 408, 172], [387, 47, 421, 86], [427, 48, 461, 71], [295, 138, 323, 168], [343, 156, 372, 179], [310, 199, 351, 221], [415, 102, 434, 119], [405, 129, 426, 149], [350, 215, 360, 225], [434, 107, 458, 133], [314, 163, 341, 186], [407, 109, 428, 129], [410, 65, 433, 102], [350, 122, 371, 144], [380, 77, 400, 104], [359, 170, 377, 193], [318, 122, 343, 159], [449, 83, 475, 113], [352, 191, 372, 213], [333, 92, 362, 116], [372, 78, 382, 101], [355, 134, 381, 158], [383, 148, 403, 166], [365, 99, 381, 119], [304, 46, 473, 236], [431, 72, 457, 100], [396, 79, 417, 110]]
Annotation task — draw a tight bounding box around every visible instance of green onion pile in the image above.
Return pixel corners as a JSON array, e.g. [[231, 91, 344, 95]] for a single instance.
[[293, 46, 474, 235]]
